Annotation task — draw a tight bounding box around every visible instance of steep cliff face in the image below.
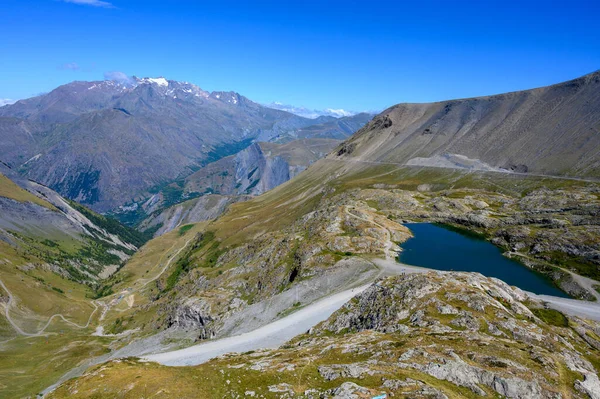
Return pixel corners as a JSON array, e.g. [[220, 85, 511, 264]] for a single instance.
[[185, 139, 341, 198], [255, 155, 291, 195], [232, 143, 290, 195]]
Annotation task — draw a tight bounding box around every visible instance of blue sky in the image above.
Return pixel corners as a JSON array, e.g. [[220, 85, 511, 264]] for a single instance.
[[1, 0, 599, 113]]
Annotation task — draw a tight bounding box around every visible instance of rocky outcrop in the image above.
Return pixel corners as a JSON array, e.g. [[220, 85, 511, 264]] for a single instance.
[[318, 363, 377, 381], [167, 298, 214, 339], [311, 272, 600, 399], [406, 356, 545, 398]]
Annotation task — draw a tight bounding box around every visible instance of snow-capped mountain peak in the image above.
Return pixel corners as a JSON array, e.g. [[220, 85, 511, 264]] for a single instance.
[[137, 77, 169, 87]]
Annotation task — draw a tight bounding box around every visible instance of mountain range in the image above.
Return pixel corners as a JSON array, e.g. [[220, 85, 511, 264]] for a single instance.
[[2, 71, 600, 398], [0, 77, 372, 213]]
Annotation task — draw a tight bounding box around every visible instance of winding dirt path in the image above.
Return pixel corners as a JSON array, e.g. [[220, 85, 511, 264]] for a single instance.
[[0, 278, 98, 337], [92, 237, 194, 336], [137, 237, 194, 289], [1, 235, 194, 338], [144, 283, 372, 366]]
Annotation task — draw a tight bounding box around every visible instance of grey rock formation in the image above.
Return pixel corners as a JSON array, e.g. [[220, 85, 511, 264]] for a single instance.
[[168, 298, 214, 339], [318, 363, 376, 380], [138, 194, 241, 237], [329, 382, 371, 399]]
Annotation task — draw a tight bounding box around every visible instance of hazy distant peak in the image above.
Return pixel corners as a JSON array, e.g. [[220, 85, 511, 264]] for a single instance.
[[265, 102, 359, 119]]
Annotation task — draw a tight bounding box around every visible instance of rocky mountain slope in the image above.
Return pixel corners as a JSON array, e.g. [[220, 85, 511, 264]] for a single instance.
[[331, 70, 600, 178], [120, 139, 341, 236], [0, 161, 154, 397], [0, 161, 145, 282], [0, 77, 370, 212], [137, 194, 244, 238], [49, 272, 600, 398]]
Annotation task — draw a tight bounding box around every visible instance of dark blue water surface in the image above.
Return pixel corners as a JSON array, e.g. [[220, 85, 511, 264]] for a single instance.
[[399, 223, 569, 297]]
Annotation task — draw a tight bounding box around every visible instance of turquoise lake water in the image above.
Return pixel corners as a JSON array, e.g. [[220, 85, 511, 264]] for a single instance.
[[399, 223, 569, 297]]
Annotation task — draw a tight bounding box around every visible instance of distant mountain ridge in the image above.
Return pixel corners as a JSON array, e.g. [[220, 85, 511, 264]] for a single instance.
[[329, 70, 600, 178], [264, 102, 362, 119], [0, 77, 371, 212]]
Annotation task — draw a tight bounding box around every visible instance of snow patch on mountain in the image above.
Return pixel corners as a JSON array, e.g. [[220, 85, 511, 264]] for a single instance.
[[139, 77, 169, 87]]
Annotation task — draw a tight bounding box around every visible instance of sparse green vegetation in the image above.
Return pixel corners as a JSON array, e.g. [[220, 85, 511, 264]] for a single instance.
[[202, 138, 255, 165], [542, 250, 600, 281], [90, 283, 114, 299], [142, 221, 164, 237], [41, 239, 59, 248], [68, 199, 151, 247], [436, 223, 487, 240], [163, 231, 222, 292], [178, 224, 195, 236], [531, 308, 569, 327]]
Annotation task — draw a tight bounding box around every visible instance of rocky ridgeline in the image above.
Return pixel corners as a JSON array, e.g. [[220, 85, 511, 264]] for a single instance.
[[49, 272, 600, 398]]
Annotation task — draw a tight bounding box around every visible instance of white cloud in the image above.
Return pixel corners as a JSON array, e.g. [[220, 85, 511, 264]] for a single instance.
[[104, 71, 135, 86], [265, 103, 321, 119], [0, 99, 16, 107], [323, 108, 354, 118], [265, 102, 358, 119], [63, 0, 114, 8]]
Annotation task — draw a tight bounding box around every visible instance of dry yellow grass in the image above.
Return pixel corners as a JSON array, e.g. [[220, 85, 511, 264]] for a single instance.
[[0, 173, 56, 210]]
